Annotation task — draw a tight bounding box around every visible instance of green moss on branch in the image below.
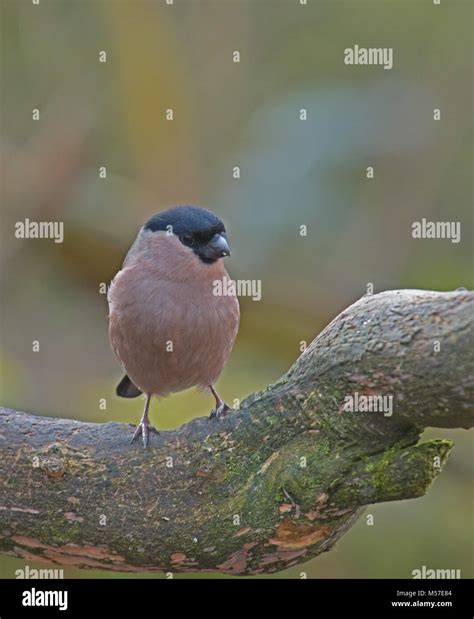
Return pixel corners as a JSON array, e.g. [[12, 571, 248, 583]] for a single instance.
[[0, 289, 472, 575]]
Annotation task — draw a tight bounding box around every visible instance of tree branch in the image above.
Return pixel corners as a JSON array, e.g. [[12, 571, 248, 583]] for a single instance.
[[0, 289, 472, 575]]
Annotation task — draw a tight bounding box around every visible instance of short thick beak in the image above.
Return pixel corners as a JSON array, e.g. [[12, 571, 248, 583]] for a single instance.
[[208, 233, 231, 259]]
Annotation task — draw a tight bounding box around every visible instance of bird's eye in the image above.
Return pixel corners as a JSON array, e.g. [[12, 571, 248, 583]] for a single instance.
[[181, 234, 194, 247]]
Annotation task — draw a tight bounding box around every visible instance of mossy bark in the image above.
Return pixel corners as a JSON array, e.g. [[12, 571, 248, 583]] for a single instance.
[[0, 289, 472, 575]]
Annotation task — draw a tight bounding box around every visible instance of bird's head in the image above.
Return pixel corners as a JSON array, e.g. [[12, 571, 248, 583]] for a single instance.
[[143, 205, 231, 264]]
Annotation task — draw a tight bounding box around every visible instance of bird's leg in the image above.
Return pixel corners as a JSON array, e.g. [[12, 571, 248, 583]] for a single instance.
[[131, 394, 158, 448], [209, 385, 232, 420]]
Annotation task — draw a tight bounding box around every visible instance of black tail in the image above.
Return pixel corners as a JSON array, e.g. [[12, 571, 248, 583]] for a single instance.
[[116, 375, 142, 398]]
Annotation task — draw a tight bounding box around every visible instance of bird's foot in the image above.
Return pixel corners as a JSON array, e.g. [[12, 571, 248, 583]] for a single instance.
[[209, 402, 232, 421], [130, 416, 159, 449]]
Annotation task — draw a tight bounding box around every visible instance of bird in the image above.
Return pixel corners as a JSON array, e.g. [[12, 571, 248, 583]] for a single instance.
[[107, 205, 240, 448]]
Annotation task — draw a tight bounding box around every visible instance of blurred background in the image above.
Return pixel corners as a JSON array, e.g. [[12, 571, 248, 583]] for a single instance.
[[0, 0, 472, 578]]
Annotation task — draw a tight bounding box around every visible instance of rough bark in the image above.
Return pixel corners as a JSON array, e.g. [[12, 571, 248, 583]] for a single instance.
[[0, 289, 472, 575]]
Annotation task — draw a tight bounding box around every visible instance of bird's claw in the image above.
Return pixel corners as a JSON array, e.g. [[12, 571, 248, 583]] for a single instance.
[[210, 402, 232, 421], [131, 417, 159, 449]]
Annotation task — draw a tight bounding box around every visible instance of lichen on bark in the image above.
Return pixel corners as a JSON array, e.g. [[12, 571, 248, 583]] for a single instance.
[[0, 289, 472, 575]]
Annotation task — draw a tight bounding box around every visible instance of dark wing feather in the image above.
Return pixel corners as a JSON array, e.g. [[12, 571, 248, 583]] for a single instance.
[[116, 375, 142, 398]]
